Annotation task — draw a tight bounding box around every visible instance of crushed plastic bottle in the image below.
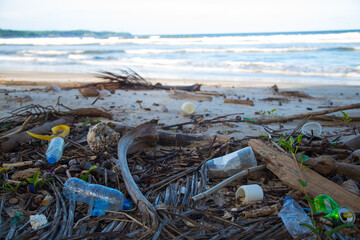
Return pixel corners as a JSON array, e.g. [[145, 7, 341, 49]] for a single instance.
[[278, 197, 315, 239], [63, 178, 131, 216], [206, 147, 257, 178], [45, 137, 65, 164]]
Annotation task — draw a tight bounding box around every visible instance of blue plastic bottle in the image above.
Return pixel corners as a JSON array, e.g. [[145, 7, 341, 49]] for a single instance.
[[62, 178, 132, 216]]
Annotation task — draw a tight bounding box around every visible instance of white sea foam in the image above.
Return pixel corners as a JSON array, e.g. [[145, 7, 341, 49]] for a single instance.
[[125, 47, 319, 54], [1, 32, 360, 46]]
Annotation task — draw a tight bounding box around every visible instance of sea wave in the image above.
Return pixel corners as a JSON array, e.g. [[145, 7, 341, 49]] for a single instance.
[[125, 47, 320, 54], [1, 31, 359, 46]]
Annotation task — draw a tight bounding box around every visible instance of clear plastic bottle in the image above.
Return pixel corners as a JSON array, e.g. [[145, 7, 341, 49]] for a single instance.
[[63, 178, 127, 216], [278, 197, 315, 239], [206, 147, 257, 178], [45, 137, 65, 164]]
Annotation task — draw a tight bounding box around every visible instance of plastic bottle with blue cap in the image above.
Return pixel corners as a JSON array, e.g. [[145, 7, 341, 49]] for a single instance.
[[45, 137, 65, 164], [62, 178, 133, 216]]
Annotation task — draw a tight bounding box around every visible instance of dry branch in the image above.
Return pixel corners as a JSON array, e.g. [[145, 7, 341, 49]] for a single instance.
[[108, 121, 231, 147], [115, 120, 159, 231], [224, 99, 254, 106], [255, 103, 360, 124]]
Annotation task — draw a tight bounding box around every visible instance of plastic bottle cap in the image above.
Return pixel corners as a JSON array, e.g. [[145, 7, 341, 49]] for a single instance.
[[47, 156, 57, 164], [123, 199, 133, 210], [284, 197, 293, 202]]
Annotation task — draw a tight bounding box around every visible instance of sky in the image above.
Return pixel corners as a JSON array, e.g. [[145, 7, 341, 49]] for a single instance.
[[0, 0, 359, 35]]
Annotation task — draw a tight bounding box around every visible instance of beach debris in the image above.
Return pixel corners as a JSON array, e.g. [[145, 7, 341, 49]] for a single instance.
[[181, 102, 196, 115], [30, 214, 48, 230], [303, 155, 360, 181], [115, 120, 159, 229], [45, 84, 61, 92], [87, 122, 120, 153], [206, 147, 257, 178], [11, 168, 40, 180], [155, 82, 202, 91], [224, 98, 254, 106], [301, 122, 322, 137], [235, 184, 264, 203], [249, 139, 360, 211], [98, 89, 111, 98], [271, 84, 312, 99], [170, 89, 212, 101], [342, 180, 360, 196], [191, 165, 265, 202], [243, 204, 278, 218], [344, 135, 360, 150], [254, 103, 360, 124], [78, 87, 99, 97]]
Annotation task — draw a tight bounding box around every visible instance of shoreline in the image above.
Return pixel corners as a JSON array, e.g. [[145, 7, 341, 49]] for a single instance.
[[1, 70, 359, 141], [1, 70, 360, 89]]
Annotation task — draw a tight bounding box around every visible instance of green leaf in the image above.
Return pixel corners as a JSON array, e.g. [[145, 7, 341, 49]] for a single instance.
[[259, 134, 269, 140], [80, 166, 98, 182], [298, 178, 307, 187], [304, 196, 315, 213], [298, 154, 309, 162], [297, 134, 303, 145], [299, 223, 319, 235], [325, 223, 354, 237]]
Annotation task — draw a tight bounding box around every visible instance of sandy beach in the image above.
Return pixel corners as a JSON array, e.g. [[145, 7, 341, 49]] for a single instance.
[[1, 70, 359, 141]]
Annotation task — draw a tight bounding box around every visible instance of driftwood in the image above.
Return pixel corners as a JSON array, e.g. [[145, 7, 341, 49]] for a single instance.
[[344, 135, 360, 150], [224, 99, 254, 106], [303, 155, 360, 181], [154, 83, 201, 91], [169, 89, 212, 101], [243, 204, 279, 218], [255, 103, 360, 124], [248, 139, 360, 211], [108, 121, 231, 147], [66, 108, 112, 119], [0, 117, 73, 153], [115, 120, 159, 231]]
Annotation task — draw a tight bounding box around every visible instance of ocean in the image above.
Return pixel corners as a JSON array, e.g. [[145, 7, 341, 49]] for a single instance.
[[0, 30, 360, 85]]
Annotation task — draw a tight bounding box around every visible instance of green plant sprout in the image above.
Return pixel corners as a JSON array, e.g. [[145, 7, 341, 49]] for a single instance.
[[0, 180, 26, 194], [278, 134, 353, 239], [26, 171, 43, 187], [80, 166, 98, 182], [339, 111, 352, 123]]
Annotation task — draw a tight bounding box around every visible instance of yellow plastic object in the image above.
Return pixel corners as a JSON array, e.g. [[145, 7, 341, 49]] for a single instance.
[[27, 125, 70, 141]]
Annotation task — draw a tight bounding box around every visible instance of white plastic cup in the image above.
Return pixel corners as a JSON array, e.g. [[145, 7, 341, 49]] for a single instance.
[[181, 102, 196, 115], [301, 122, 322, 137], [235, 184, 264, 203]]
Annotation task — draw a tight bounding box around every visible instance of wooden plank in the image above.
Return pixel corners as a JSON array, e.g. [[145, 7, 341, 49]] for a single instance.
[[248, 139, 360, 211]]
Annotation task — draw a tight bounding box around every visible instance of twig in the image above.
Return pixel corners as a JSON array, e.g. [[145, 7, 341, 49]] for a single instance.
[[191, 165, 266, 202], [0, 115, 33, 139]]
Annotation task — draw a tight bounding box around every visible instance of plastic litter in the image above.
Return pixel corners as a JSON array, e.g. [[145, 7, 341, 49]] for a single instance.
[[235, 184, 263, 203], [45, 137, 65, 164], [278, 197, 314, 239], [181, 102, 196, 115], [206, 147, 257, 178], [301, 122, 322, 137], [62, 178, 131, 216], [30, 214, 48, 230]]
